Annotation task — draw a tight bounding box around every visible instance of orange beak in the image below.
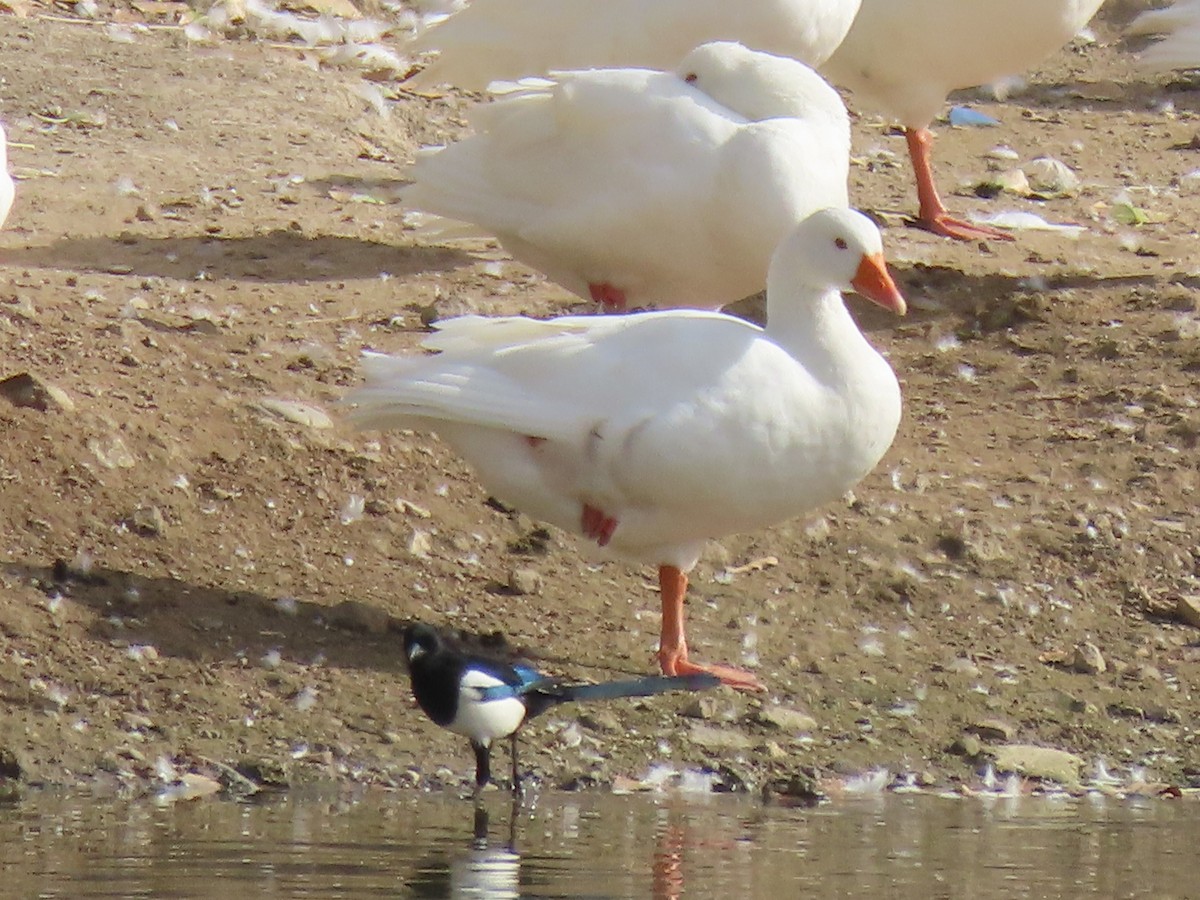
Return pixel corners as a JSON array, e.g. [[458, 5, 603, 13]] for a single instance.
[[851, 253, 906, 315]]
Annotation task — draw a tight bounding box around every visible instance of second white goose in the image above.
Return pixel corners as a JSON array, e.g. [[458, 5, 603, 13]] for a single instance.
[[403, 41, 851, 312]]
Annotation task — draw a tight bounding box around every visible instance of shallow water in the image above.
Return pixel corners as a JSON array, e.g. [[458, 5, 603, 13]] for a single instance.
[[0, 788, 1195, 898]]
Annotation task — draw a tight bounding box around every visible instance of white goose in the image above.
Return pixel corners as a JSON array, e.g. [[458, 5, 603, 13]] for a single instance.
[[0, 125, 13, 230], [1129, 0, 1200, 71], [403, 41, 850, 312], [349, 208, 906, 691], [402, 0, 863, 90], [820, 0, 1106, 241]]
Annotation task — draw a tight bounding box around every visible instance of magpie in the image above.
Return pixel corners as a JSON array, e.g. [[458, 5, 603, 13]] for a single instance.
[[402, 622, 721, 796]]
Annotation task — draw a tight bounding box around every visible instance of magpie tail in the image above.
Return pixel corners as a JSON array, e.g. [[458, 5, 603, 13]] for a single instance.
[[550, 672, 720, 703]]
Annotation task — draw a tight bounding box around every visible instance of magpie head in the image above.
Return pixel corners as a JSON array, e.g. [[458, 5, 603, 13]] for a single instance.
[[403, 622, 443, 670]]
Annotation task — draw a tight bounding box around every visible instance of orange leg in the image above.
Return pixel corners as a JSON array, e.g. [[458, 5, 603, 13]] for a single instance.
[[905, 127, 1014, 243], [657, 565, 765, 692], [588, 282, 628, 313]]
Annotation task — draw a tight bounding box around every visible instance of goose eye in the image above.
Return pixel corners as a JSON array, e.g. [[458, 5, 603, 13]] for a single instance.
[[684, 72, 698, 83], [834, 237, 848, 250]]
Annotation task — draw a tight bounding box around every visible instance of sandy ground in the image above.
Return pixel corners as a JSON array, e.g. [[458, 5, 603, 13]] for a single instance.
[[0, 3, 1198, 800]]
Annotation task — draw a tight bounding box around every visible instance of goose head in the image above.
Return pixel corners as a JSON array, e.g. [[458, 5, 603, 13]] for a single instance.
[[770, 207, 907, 315], [677, 40, 847, 125]]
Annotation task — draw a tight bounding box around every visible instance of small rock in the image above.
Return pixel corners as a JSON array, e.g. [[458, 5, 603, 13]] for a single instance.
[[688, 723, 753, 751], [329, 599, 391, 635], [235, 757, 291, 788], [966, 718, 1014, 742], [507, 568, 543, 596], [761, 740, 790, 762], [1026, 156, 1080, 196], [754, 705, 818, 733], [363, 498, 392, 516], [396, 498, 432, 518], [407, 530, 433, 559], [990, 745, 1084, 784], [950, 734, 984, 758], [1071, 642, 1107, 675], [121, 712, 155, 732], [762, 771, 823, 806], [1175, 595, 1200, 629], [979, 167, 1031, 197], [680, 697, 716, 720], [0, 372, 75, 412], [158, 773, 222, 803], [0, 747, 24, 781], [577, 710, 621, 733], [129, 505, 166, 537], [255, 398, 334, 430]]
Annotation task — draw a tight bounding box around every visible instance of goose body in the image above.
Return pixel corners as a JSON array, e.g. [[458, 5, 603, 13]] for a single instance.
[[1129, 0, 1200, 71], [351, 208, 906, 690], [821, 0, 1105, 240], [0, 125, 13, 230], [403, 0, 863, 90], [404, 42, 850, 311]]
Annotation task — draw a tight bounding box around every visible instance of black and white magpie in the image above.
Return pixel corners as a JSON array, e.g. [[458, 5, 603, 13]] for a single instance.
[[402, 622, 720, 796]]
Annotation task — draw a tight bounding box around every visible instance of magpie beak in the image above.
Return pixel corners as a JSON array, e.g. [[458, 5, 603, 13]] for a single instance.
[[402, 622, 721, 798]]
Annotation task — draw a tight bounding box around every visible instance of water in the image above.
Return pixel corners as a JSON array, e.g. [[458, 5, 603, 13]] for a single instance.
[[0, 788, 1195, 898]]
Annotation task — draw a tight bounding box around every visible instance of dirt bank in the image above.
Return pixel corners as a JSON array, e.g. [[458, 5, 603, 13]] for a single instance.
[[0, 6, 1197, 799]]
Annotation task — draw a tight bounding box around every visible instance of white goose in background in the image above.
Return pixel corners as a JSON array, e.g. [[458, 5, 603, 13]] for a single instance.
[[401, 0, 863, 90], [349, 207, 906, 692], [1128, 0, 1200, 71], [820, 0, 1107, 241], [403, 42, 850, 313], [0, 124, 14, 230]]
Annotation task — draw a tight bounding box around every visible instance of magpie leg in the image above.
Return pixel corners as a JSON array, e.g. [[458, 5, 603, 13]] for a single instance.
[[472, 804, 490, 850], [471, 740, 491, 801], [504, 792, 520, 852], [510, 733, 523, 800]]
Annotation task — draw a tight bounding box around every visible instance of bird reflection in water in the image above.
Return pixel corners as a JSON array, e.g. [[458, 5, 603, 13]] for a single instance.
[[408, 798, 521, 898], [449, 801, 521, 897], [652, 818, 687, 900]]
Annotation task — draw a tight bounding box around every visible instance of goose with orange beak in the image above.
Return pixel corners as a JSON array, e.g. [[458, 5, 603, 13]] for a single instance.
[[350, 208, 905, 692]]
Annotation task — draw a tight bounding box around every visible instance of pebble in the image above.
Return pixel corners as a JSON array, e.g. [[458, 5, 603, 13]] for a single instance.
[[985, 167, 1031, 196], [0, 748, 24, 781], [761, 740, 789, 761], [158, 773, 222, 803], [235, 757, 291, 788], [680, 697, 717, 720], [121, 712, 155, 732], [0, 372, 75, 413], [965, 718, 1014, 743], [990, 745, 1084, 784], [986, 145, 1020, 161], [688, 723, 753, 751], [1027, 156, 1080, 196], [396, 498, 432, 519], [129, 505, 167, 537], [577, 710, 621, 734], [407, 530, 433, 559], [255, 398, 334, 430], [507, 568, 543, 596], [1175, 595, 1200, 629], [1071, 642, 1107, 675], [762, 771, 823, 806], [950, 734, 983, 758], [754, 705, 818, 734]]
